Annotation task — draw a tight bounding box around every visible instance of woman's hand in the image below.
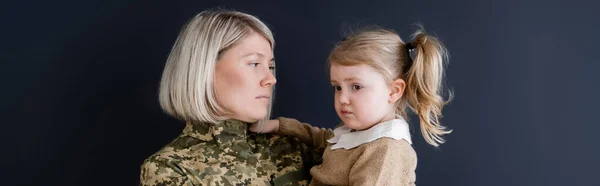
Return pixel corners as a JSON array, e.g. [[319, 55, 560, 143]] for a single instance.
[[249, 119, 280, 133]]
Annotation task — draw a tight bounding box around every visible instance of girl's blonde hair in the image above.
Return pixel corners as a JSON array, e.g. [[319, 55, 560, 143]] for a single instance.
[[328, 25, 452, 147], [159, 9, 275, 125]]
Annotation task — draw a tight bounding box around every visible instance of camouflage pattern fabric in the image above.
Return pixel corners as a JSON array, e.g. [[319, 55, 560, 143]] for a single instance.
[[140, 119, 322, 186]]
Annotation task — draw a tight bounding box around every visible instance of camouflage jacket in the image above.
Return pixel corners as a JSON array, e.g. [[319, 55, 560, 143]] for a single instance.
[[140, 119, 321, 186]]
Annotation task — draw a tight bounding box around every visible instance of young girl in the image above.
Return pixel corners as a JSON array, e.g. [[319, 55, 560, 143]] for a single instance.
[[251, 25, 452, 185]]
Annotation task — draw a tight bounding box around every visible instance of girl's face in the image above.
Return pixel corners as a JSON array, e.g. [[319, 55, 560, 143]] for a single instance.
[[214, 31, 276, 123], [330, 63, 404, 130]]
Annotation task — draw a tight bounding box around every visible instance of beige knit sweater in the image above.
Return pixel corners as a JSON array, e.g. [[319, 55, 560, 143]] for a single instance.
[[277, 117, 417, 186]]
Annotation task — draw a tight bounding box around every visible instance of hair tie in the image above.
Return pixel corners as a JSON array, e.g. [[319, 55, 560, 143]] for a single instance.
[[404, 42, 415, 73], [405, 42, 415, 51]]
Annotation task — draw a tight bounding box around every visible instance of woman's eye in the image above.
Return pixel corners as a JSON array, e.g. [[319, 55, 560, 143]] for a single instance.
[[352, 85, 362, 90], [332, 86, 341, 92], [249, 62, 259, 67], [268, 66, 275, 71]]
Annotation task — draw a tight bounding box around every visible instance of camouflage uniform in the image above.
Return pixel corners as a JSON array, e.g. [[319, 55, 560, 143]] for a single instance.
[[140, 119, 322, 186]]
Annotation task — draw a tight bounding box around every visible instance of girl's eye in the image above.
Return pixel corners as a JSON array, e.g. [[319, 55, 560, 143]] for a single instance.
[[332, 86, 341, 92], [249, 62, 259, 67], [352, 85, 362, 91], [268, 66, 275, 71]]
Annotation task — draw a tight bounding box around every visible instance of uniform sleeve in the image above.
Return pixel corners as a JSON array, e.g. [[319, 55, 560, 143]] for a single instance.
[[140, 158, 196, 186], [348, 139, 417, 186], [277, 117, 334, 152]]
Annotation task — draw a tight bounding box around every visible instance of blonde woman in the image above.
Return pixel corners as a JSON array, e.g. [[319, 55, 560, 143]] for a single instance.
[[140, 10, 320, 186], [252, 26, 453, 185]]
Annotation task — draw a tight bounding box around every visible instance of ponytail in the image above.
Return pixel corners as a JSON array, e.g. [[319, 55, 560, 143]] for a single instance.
[[403, 26, 453, 147]]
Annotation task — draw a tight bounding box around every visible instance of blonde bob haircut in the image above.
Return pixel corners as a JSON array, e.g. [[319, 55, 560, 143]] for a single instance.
[[159, 9, 275, 125]]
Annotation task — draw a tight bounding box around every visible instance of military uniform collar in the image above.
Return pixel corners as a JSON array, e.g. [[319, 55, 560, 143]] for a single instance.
[[184, 119, 249, 144]]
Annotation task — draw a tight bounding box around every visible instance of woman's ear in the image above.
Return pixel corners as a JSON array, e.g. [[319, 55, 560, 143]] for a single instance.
[[389, 79, 406, 103]]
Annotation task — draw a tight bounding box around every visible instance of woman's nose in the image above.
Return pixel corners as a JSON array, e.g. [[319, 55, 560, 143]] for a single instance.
[[260, 70, 277, 87]]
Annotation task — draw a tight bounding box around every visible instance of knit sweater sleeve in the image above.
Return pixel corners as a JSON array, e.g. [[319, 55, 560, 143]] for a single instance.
[[348, 138, 417, 186], [276, 117, 334, 152]]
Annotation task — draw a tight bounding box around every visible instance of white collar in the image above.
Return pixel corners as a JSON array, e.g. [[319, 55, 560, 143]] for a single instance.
[[327, 116, 412, 150]]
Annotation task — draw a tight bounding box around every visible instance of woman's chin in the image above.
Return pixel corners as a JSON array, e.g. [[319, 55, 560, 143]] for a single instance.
[[244, 111, 267, 122]]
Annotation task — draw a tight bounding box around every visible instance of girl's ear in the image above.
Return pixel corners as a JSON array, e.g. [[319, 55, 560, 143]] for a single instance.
[[389, 78, 406, 103]]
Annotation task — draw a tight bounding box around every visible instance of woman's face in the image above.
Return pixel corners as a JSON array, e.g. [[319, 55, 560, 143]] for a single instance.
[[214, 31, 276, 123]]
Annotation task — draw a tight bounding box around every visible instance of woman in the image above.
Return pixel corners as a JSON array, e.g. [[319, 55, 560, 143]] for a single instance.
[[140, 10, 320, 186]]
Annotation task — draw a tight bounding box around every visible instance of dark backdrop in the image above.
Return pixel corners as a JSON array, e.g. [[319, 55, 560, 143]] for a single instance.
[[3, 0, 599, 185]]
